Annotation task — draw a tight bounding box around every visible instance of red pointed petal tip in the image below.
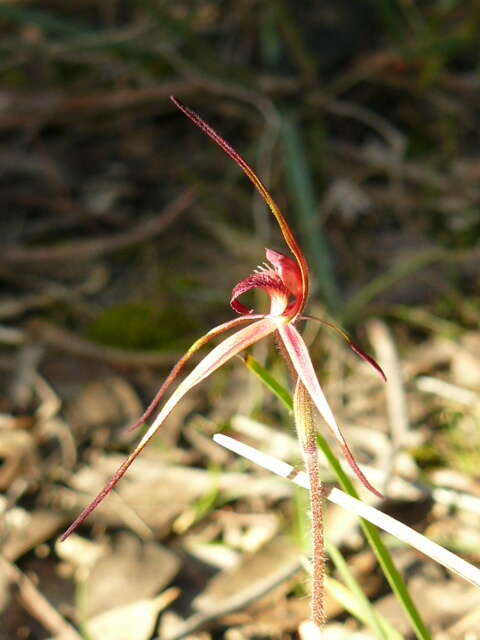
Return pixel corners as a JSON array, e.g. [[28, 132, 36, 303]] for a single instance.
[[60, 455, 134, 541], [348, 341, 387, 382], [299, 315, 386, 383], [279, 323, 383, 500], [61, 317, 277, 540], [341, 444, 384, 500]]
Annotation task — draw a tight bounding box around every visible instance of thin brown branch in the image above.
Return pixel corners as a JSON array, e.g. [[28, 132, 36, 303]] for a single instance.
[[0, 555, 82, 640], [25, 319, 197, 369], [0, 188, 193, 265], [0, 81, 199, 130]]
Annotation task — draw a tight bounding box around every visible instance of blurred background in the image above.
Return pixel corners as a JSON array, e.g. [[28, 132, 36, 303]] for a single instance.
[[0, 2, 480, 639]]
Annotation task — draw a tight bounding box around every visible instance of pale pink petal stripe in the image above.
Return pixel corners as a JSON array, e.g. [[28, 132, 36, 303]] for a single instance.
[[279, 324, 340, 437], [128, 314, 265, 433], [278, 323, 382, 498], [61, 317, 277, 540]]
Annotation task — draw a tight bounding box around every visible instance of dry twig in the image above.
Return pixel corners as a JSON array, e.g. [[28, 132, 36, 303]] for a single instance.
[[25, 319, 194, 369], [0, 188, 193, 265], [0, 555, 82, 640]]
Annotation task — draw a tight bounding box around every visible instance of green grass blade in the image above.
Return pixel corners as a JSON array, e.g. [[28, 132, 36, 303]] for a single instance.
[[244, 355, 293, 412], [317, 433, 431, 640], [343, 247, 443, 322], [245, 359, 431, 640], [327, 541, 400, 640], [325, 575, 402, 640], [292, 485, 311, 554], [280, 112, 340, 311]]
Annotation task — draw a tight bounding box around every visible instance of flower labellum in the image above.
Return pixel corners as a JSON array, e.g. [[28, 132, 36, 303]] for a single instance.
[[60, 98, 385, 541]]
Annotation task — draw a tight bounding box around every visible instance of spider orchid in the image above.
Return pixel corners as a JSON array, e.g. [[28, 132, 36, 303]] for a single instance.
[[61, 97, 385, 542]]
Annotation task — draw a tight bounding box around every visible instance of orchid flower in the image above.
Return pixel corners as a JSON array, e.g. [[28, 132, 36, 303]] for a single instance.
[[61, 97, 385, 542]]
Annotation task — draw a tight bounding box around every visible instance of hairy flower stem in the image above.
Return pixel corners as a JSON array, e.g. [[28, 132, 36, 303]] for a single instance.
[[293, 379, 325, 629]]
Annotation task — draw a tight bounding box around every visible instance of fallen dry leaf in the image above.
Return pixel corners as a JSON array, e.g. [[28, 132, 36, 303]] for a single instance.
[[86, 589, 179, 640], [81, 532, 180, 617]]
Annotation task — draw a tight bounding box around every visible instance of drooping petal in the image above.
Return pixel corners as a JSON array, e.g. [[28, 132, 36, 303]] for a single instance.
[[278, 323, 383, 499], [231, 271, 289, 316], [171, 96, 309, 318], [61, 317, 277, 540], [348, 342, 386, 382], [300, 314, 386, 382], [127, 314, 266, 433]]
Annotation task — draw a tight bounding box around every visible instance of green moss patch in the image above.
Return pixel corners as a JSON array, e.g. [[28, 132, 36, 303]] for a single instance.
[[87, 302, 197, 351]]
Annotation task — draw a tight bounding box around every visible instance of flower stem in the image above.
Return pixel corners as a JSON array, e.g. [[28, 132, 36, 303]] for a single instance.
[[294, 379, 325, 628]]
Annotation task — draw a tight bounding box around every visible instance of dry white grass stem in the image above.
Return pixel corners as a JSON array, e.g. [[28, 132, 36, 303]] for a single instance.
[[213, 433, 480, 589]]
